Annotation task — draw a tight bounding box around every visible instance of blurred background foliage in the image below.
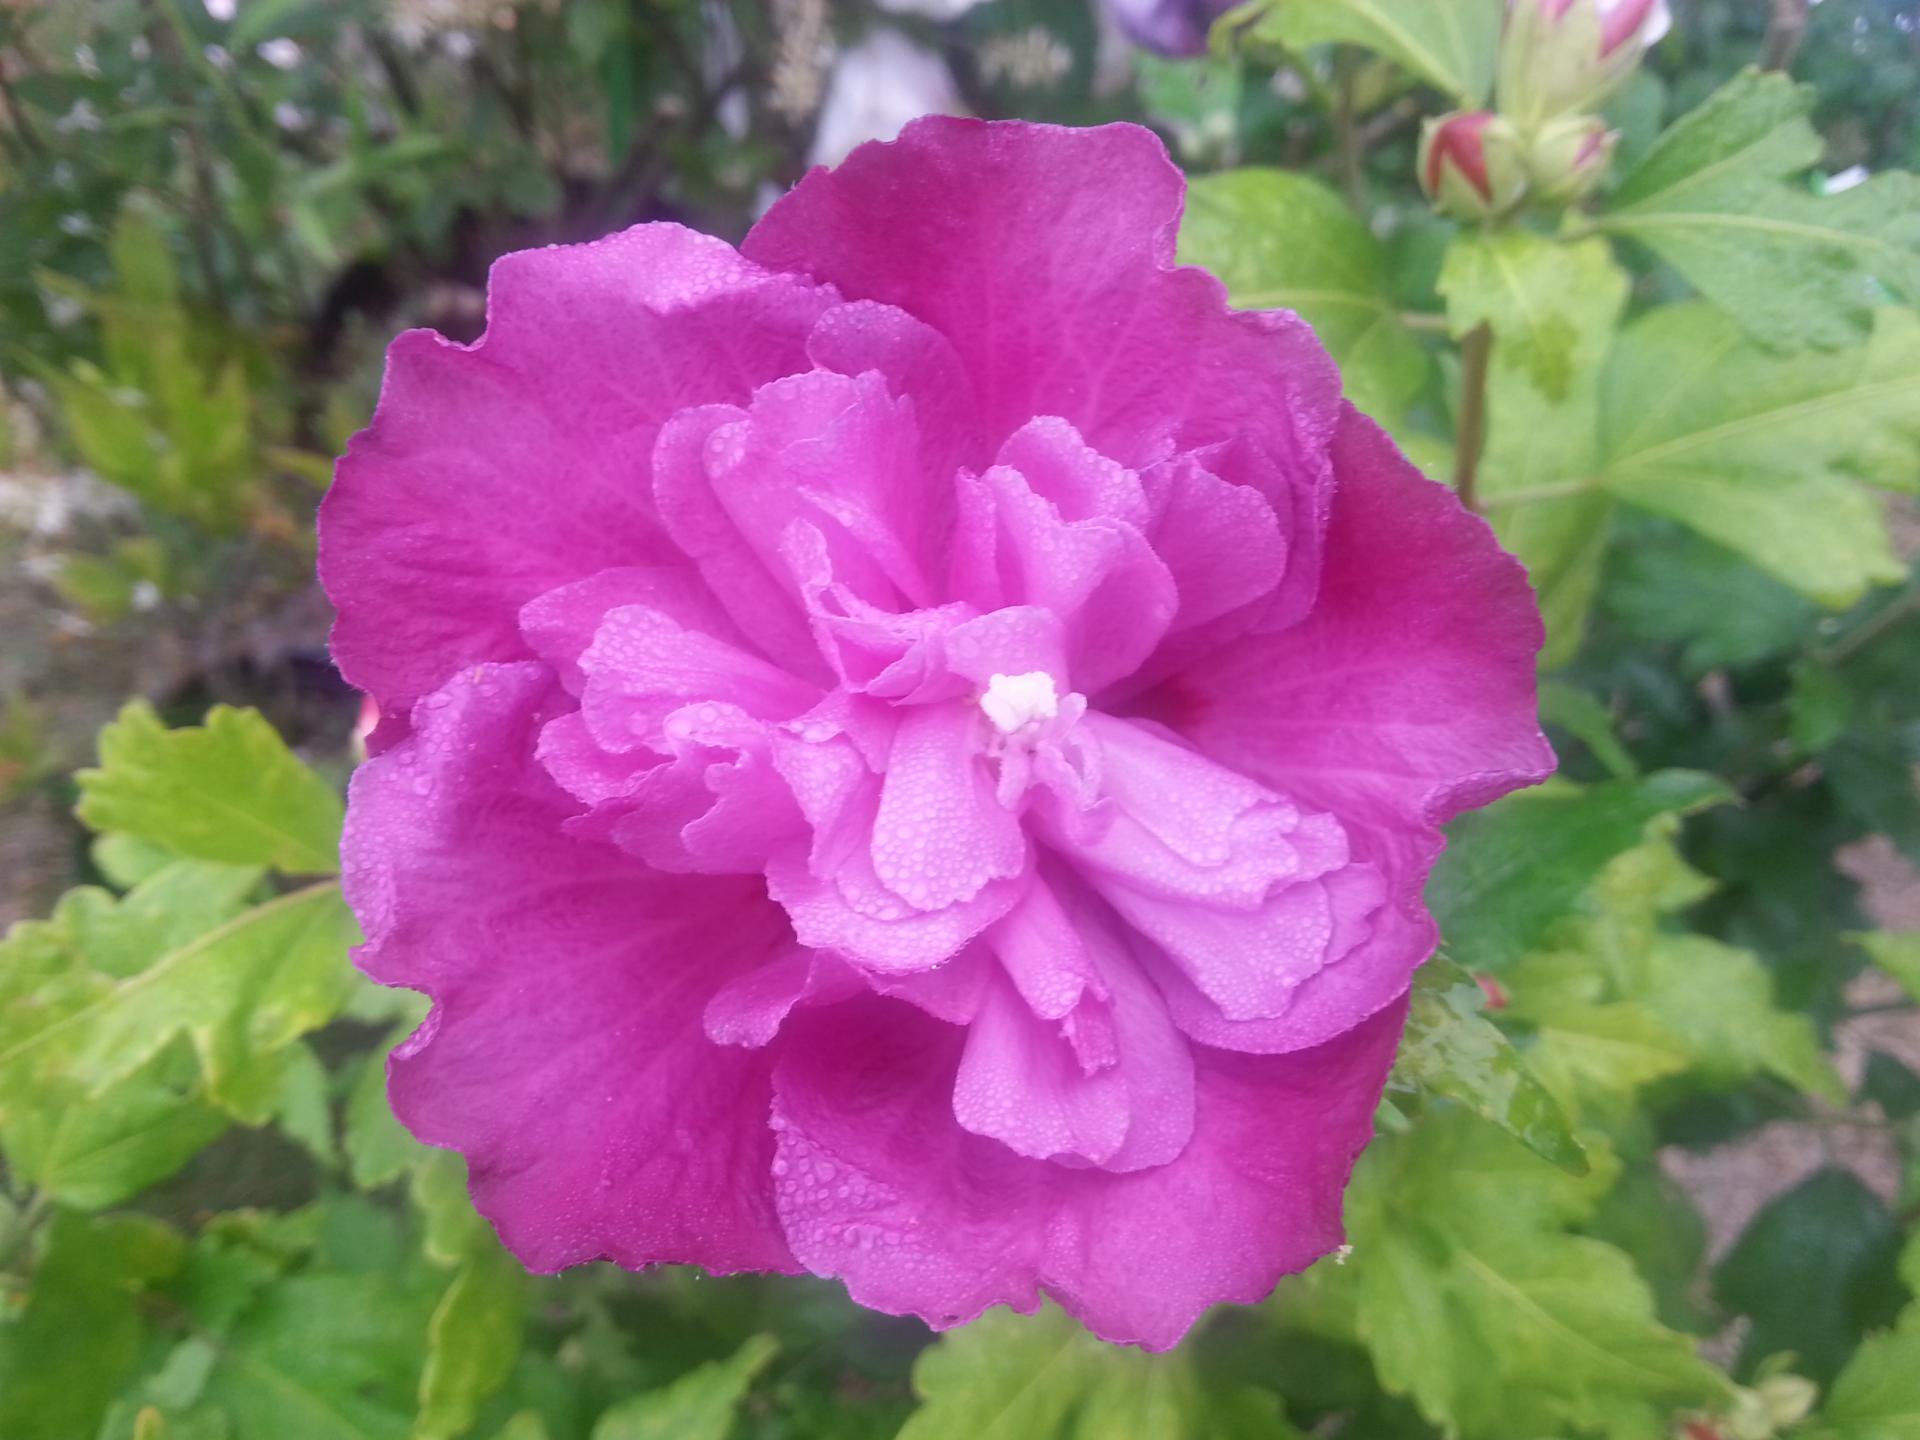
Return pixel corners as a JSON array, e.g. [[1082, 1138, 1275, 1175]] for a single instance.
[[2, 1, 1920, 1438]]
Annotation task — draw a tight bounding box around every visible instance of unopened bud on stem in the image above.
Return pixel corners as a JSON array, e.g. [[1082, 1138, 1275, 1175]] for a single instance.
[[1418, 111, 1528, 221], [1526, 113, 1615, 204], [1498, 0, 1670, 128]]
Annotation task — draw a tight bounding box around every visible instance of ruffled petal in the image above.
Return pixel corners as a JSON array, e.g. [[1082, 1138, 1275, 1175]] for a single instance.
[[872, 704, 1026, 911], [1144, 407, 1554, 1044], [766, 845, 1024, 976], [1037, 998, 1404, 1349], [653, 405, 826, 676], [520, 566, 744, 695], [805, 299, 987, 487], [575, 604, 820, 755], [954, 971, 1132, 1166], [951, 460, 1176, 695], [744, 120, 1341, 496], [768, 991, 1403, 1349], [345, 660, 798, 1274], [1141, 449, 1287, 636], [569, 703, 807, 876], [322, 224, 831, 708], [963, 876, 1194, 1172]]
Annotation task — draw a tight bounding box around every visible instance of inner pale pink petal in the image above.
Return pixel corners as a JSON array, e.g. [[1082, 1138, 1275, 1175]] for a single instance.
[[1076, 913, 1194, 1172], [781, 520, 976, 702], [955, 970, 1132, 1166], [1040, 713, 1349, 911], [705, 948, 865, 1049], [536, 710, 653, 807], [1114, 861, 1387, 1024], [872, 704, 1027, 911], [950, 464, 1176, 695], [577, 603, 820, 754], [707, 369, 939, 611], [585, 702, 806, 875], [1141, 451, 1287, 634], [994, 417, 1151, 529], [519, 565, 742, 695], [985, 878, 1107, 1021], [866, 943, 992, 1023], [805, 299, 987, 484], [653, 403, 827, 674], [942, 607, 1069, 691], [765, 846, 1026, 976]]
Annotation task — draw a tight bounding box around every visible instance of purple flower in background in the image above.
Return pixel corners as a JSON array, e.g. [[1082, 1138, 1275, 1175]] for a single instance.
[[321, 118, 1550, 1349], [1103, 0, 1241, 57]]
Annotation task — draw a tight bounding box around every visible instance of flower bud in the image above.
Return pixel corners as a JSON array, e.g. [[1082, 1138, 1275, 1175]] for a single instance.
[[1498, 0, 1670, 128], [1753, 1376, 1816, 1430], [1526, 113, 1615, 204], [1418, 111, 1528, 221]]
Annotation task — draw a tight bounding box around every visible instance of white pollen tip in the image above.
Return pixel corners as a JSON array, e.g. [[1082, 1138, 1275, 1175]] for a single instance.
[[979, 671, 1059, 735]]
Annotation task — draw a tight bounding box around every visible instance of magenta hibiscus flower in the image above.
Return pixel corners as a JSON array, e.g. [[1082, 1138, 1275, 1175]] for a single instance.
[[322, 118, 1550, 1350]]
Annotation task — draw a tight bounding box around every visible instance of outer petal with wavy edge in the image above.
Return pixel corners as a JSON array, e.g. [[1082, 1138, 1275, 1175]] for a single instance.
[[345, 661, 800, 1275]]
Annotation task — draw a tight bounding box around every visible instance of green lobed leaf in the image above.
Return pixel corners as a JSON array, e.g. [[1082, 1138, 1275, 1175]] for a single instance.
[[273, 1040, 336, 1166], [1595, 303, 1915, 608], [1636, 935, 1845, 1102], [345, 1024, 429, 1190], [78, 702, 345, 875], [1346, 1109, 1729, 1439], [898, 1303, 1296, 1440], [1505, 831, 1842, 1108], [187, 1271, 439, 1440], [1231, 0, 1504, 104], [1391, 955, 1588, 1174], [1809, 1235, 1920, 1439], [1442, 230, 1628, 666], [0, 859, 262, 987], [1538, 679, 1638, 780], [1600, 521, 1820, 676], [1512, 996, 1691, 1109], [1585, 1168, 1715, 1336], [1178, 168, 1429, 428], [0, 873, 360, 1127], [3, 1053, 228, 1211], [0, 1212, 186, 1440], [93, 832, 185, 890], [416, 1243, 528, 1440], [1600, 68, 1920, 350], [1429, 771, 1730, 974], [412, 1151, 493, 1269], [591, 1335, 779, 1440]]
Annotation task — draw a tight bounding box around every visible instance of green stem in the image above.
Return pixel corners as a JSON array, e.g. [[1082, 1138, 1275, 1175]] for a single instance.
[[1453, 323, 1494, 511], [1333, 48, 1363, 210], [1478, 476, 1603, 508], [1813, 585, 1920, 667]]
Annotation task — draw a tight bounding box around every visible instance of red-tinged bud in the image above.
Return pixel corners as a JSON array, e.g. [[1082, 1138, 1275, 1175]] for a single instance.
[[1538, 0, 1665, 54], [1595, 0, 1664, 55], [1679, 1424, 1724, 1440], [1499, 0, 1670, 128], [1526, 113, 1616, 204], [1472, 973, 1510, 1009], [1417, 111, 1527, 221]]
